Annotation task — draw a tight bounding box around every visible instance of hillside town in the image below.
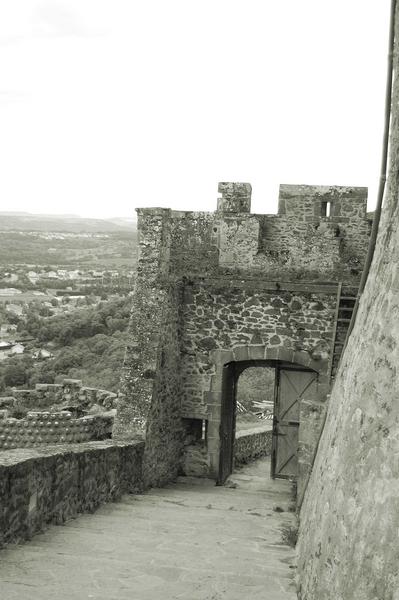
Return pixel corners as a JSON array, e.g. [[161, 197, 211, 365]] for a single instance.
[[0, 222, 136, 395], [0, 265, 134, 290]]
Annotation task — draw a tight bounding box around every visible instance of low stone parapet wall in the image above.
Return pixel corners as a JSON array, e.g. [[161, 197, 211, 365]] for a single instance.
[[182, 424, 273, 477], [0, 440, 144, 547], [234, 425, 273, 466]]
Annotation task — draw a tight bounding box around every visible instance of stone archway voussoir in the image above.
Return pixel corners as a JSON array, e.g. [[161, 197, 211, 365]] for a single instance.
[[232, 346, 250, 362], [248, 345, 267, 361]]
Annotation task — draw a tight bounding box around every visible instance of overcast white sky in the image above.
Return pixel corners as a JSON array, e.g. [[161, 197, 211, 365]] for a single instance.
[[0, 1, 391, 218]]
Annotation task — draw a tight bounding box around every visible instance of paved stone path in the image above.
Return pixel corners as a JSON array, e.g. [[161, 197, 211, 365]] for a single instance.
[[0, 457, 297, 599]]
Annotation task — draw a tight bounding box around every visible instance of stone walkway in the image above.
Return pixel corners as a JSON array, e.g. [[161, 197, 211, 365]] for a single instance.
[[0, 457, 297, 600]]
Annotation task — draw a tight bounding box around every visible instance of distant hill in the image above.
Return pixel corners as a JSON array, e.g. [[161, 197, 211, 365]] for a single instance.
[[107, 217, 137, 228], [0, 212, 136, 233]]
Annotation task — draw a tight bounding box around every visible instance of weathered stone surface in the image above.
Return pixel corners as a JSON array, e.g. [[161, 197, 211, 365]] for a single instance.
[[217, 181, 252, 213], [297, 398, 326, 505], [234, 426, 272, 466], [0, 441, 144, 547], [0, 458, 297, 600], [296, 7, 399, 598], [114, 181, 369, 487], [181, 443, 210, 477], [142, 285, 184, 488], [181, 283, 335, 417], [219, 216, 259, 268]]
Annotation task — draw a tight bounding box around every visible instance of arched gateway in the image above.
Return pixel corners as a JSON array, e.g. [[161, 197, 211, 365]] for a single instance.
[[208, 346, 325, 485], [113, 182, 370, 494]]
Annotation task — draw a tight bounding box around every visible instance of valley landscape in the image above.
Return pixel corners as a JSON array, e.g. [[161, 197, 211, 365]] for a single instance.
[[0, 212, 137, 399]]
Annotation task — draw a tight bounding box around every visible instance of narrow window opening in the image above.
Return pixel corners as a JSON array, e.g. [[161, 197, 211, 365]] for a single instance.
[[321, 201, 331, 217]]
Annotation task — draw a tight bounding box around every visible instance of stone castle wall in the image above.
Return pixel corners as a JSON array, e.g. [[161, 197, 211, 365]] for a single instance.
[[142, 284, 184, 487], [0, 441, 144, 547], [234, 425, 273, 466], [114, 181, 370, 485], [113, 210, 184, 487], [296, 7, 399, 598], [167, 183, 370, 278], [180, 281, 336, 418]]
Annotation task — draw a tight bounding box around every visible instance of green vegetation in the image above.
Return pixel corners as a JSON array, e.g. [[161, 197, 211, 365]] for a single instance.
[[0, 298, 132, 393], [23, 298, 130, 343], [0, 215, 138, 395]]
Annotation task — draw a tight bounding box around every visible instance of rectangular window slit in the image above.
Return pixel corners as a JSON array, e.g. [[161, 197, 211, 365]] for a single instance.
[[321, 201, 331, 217]]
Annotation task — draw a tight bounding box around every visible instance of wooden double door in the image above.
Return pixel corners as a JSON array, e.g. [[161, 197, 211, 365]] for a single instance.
[[217, 361, 317, 484]]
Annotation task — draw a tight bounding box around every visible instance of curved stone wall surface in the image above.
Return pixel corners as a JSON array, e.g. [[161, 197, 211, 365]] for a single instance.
[[0, 411, 113, 450], [0, 379, 117, 450], [296, 8, 399, 598]]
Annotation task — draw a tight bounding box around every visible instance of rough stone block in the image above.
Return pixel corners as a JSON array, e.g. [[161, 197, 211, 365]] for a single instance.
[[249, 345, 266, 360], [232, 346, 250, 362], [0, 441, 144, 547], [217, 182, 252, 213]]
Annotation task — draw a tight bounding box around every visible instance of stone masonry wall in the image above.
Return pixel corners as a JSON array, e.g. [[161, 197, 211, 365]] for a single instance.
[[142, 284, 184, 487], [114, 181, 370, 486], [112, 208, 184, 486], [0, 440, 144, 547], [169, 211, 219, 276], [166, 183, 370, 280], [181, 425, 273, 476], [234, 426, 272, 466], [277, 185, 371, 276], [255, 215, 342, 275], [180, 281, 336, 417], [218, 215, 260, 269], [296, 7, 399, 599], [114, 208, 172, 438], [132, 184, 371, 281]]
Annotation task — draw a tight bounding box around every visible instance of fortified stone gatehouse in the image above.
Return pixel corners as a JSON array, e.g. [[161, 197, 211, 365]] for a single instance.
[[113, 183, 371, 497]]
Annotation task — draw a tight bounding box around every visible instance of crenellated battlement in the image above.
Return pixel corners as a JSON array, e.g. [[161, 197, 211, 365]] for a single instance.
[[134, 182, 370, 281], [277, 184, 368, 220]]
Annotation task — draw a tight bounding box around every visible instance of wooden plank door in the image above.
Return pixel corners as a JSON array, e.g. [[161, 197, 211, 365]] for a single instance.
[[271, 367, 317, 479], [217, 363, 237, 485]]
